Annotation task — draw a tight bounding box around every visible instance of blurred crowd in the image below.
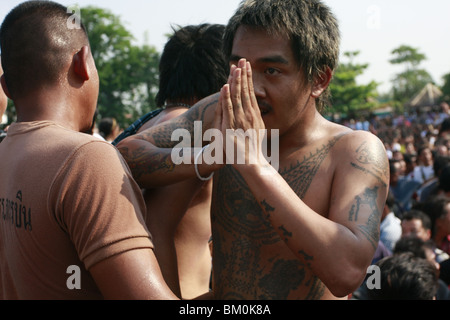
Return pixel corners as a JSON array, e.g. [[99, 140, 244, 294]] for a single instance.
[[345, 102, 450, 299]]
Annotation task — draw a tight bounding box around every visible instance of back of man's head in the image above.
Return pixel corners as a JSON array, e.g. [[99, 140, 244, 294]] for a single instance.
[[0, 1, 89, 99], [156, 24, 229, 107], [369, 253, 439, 300]]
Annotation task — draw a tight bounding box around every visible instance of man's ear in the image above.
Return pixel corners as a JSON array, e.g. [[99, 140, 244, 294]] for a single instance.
[[1, 75, 12, 99], [311, 66, 333, 99], [72, 46, 91, 82]]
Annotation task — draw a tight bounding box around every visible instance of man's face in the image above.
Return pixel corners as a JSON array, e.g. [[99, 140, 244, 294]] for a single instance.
[[436, 203, 450, 235], [229, 26, 311, 134], [401, 218, 431, 241]]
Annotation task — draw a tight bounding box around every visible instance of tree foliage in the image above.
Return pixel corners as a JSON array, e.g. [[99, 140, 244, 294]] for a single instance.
[[81, 6, 160, 127], [328, 51, 379, 117], [442, 73, 450, 101], [389, 45, 433, 105]]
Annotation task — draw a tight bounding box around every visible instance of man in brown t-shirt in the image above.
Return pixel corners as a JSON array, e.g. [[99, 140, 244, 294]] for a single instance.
[[0, 1, 177, 300]]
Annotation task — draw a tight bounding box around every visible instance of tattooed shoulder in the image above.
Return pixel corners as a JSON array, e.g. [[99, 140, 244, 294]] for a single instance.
[[351, 136, 389, 188]]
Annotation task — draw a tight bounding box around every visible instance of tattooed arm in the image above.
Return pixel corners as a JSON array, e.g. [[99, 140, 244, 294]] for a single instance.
[[237, 131, 389, 298], [116, 94, 223, 188]]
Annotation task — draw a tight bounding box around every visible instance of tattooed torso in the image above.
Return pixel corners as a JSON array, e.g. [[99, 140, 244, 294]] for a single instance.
[[124, 97, 388, 300], [211, 134, 350, 300]]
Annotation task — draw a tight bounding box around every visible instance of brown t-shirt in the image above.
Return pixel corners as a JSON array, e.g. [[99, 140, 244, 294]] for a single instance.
[[0, 121, 153, 300]]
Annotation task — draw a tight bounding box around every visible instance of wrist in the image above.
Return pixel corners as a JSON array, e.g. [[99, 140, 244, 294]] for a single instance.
[[194, 145, 225, 181], [233, 157, 277, 176]]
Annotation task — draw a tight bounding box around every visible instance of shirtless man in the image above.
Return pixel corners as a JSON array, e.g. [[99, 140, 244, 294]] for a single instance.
[[114, 24, 228, 298], [117, 0, 389, 300]]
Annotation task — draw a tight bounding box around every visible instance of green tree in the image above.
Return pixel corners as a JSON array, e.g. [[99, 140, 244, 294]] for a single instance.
[[389, 45, 433, 106], [81, 6, 160, 127], [328, 51, 379, 117], [441, 72, 450, 101]]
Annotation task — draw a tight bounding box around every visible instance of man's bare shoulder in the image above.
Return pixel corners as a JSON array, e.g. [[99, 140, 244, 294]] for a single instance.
[[331, 126, 389, 187]]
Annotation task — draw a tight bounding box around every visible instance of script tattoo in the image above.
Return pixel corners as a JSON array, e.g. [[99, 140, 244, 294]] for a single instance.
[[348, 187, 381, 250], [352, 141, 388, 188]]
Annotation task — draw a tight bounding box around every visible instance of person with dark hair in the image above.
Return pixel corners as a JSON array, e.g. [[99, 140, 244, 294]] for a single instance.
[[410, 145, 435, 185], [439, 117, 450, 138], [117, 0, 389, 300], [353, 236, 447, 300], [368, 253, 439, 300], [401, 208, 449, 263], [438, 164, 450, 195], [0, 1, 177, 300], [401, 210, 433, 240], [113, 23, 229, 143], [98, 117, 120, 143], [389, 159, 421, 215], [114, 23, 229, 299], [393, 236, 450, 300], [420, 195, 450, 258], [394, 236, 439, 267]]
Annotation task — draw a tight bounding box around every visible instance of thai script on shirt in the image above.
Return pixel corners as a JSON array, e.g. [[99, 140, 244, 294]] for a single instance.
[[0, 190, 32, 231]]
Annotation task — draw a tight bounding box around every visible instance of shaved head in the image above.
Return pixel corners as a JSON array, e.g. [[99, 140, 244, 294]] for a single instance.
[[0, 1, 90, 98]]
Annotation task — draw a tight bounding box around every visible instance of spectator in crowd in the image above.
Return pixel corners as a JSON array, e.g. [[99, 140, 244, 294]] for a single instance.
[[419, 195, 450, 258], [367, 253, 439, 300], [410, 145, 435, 185], [401, 209, 432, 239], [404, 153, 417, 178], [440, 259, 450, 288], [392, 236, 450, 300], [390, 160, 421, 215], [401, 209, 450, 263], [438, 164, 450, 196], [98, 117, 121, 143], [439, 117, 450, 139]]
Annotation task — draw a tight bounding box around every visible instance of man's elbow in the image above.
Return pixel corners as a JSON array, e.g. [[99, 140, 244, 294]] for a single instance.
[[323, 265, 368, 298]]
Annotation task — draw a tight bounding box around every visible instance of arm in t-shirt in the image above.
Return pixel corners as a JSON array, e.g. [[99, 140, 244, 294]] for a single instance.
[[90, 248, 178, 300], [51, 140, 178, 300]]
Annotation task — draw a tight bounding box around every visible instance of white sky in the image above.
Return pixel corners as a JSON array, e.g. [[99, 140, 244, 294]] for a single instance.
[[1, 0, 449, 94]]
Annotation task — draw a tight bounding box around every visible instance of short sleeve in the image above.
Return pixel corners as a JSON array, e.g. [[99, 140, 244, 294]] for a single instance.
[[49, 141, 153, 270]]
